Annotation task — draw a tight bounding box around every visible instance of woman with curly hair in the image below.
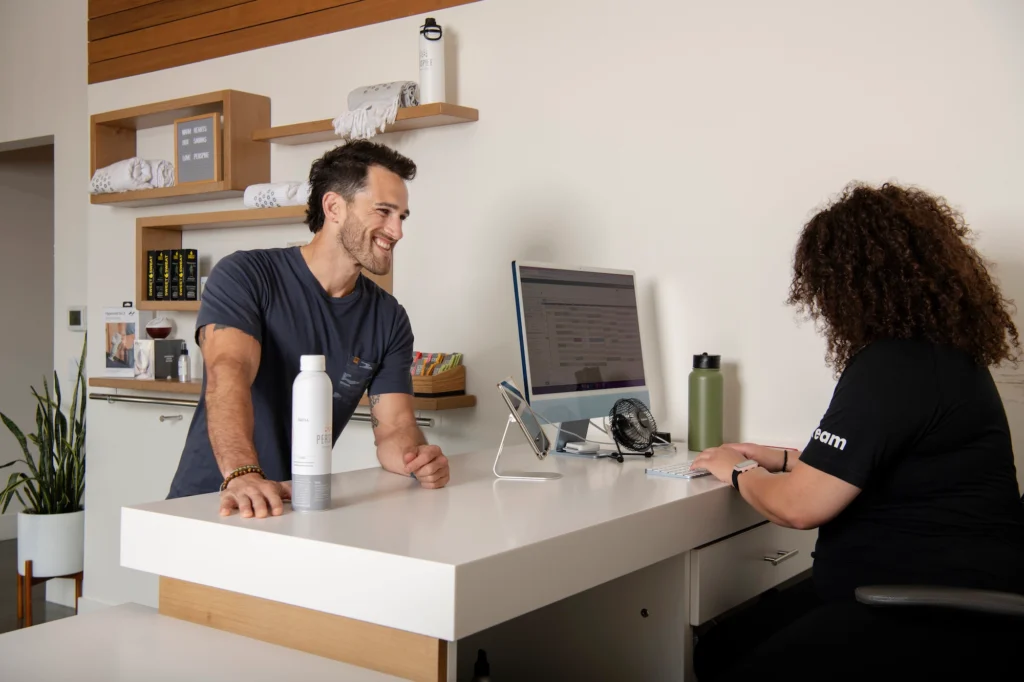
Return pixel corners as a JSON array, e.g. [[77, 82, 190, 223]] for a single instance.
[[693, 182, 1024, 680]]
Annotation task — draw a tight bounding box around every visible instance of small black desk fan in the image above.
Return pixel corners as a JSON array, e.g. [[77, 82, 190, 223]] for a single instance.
[[607, 398, 658, 462]]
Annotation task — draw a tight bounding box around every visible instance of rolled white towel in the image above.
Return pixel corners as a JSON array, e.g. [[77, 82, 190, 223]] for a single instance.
[[332, 81, 420, 140], [243, 182, 311, 208], [89, 157, 154, 194], [150, 159, 175, 188]]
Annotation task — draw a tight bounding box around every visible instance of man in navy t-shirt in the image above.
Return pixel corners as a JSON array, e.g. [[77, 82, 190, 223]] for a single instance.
[[168, 141, 449, 516]]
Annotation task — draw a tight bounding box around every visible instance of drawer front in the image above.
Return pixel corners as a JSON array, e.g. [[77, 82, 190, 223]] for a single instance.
[[690, 522, 816, 626]]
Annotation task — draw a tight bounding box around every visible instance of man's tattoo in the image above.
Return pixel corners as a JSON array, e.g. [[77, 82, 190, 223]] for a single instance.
[[196, 323, 231, 348], [368, 394, 380, 429]]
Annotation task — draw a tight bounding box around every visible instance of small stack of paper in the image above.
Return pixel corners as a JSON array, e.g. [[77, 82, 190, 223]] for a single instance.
[[411, 352, 463, 376]]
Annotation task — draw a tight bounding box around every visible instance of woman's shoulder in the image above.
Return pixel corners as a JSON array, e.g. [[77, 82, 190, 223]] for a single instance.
[[844, 339, 981, 385]]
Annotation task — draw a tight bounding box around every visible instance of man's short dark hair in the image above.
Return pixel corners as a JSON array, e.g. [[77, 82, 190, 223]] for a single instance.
[[305, 140, 417, 233]]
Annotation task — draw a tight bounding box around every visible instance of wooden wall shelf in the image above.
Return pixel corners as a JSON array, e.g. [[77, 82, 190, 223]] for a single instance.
[[139, 206, 308, 230], [90, 181, 243, 208], [138, 300, 200, 313], [91, 90, 270, 206], [89, 377, 202, 395], [135, 207, 391, 307], [135, 207, 307, 312], [252, 104, 479, 145]]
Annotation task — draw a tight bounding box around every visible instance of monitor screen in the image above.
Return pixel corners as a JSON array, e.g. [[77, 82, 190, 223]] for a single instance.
[[515, 264, 646, 396]]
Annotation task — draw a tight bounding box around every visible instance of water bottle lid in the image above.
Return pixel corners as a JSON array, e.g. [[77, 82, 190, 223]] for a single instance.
[[421, 17, 443, 39], [693, 353, 721, 369], [300, 355, 326, 372]]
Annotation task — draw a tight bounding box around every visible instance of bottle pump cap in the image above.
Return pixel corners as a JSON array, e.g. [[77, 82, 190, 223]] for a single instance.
[[693, 352, 721, 370], [180, 342, 188, 356], [300, 355, 326, 372]]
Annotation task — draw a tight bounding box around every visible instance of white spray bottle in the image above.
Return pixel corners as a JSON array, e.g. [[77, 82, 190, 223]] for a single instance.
[[291, 355, 333, 512]]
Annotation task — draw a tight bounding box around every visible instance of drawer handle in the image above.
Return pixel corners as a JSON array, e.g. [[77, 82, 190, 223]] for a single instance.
[[159, 414, 183, 422], [763, 549, 799, 566]]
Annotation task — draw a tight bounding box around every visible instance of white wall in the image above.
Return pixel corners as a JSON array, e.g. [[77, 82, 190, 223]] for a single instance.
[[0, 146, 54, 538], [80, 0, 1024, 609], [0, 0, 88, 605]]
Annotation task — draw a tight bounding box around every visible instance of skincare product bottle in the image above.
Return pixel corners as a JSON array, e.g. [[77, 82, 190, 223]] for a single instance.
[[177, 343, 191, 382], [291, 355, 333, 512]]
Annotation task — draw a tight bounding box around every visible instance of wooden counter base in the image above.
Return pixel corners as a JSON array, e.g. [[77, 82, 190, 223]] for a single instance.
[[159, 577, 446, 682]]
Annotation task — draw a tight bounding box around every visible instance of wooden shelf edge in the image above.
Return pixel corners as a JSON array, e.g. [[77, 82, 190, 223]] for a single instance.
[[137, 206, 308, 230], [91, 90, 235, 128], [253, 104, 478, 145], [90, 181, 241, 207], [358, 394, 477, 411], [138, 300, 200, 312], [89, 377, 202, 395]]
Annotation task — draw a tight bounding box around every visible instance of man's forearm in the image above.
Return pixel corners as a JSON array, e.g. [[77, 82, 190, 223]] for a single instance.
[[206, 364, 260, 477], [375, 423, 427, 475]]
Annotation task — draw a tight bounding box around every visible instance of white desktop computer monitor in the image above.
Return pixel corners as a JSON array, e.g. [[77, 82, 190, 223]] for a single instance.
[[511, 261, 651, 452]]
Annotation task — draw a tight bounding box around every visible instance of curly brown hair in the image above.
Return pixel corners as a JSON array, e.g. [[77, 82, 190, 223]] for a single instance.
[[788, 182, 1020, 372]]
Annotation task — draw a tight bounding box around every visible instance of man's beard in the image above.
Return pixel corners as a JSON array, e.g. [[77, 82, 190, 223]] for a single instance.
[[337, 213, 392, 276]]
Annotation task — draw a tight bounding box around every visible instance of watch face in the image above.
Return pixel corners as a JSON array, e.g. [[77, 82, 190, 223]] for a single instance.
[[736, 459, 758, 470]]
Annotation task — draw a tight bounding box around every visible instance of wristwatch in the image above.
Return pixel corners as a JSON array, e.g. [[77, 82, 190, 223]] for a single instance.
[[732, 459, 758, 491]]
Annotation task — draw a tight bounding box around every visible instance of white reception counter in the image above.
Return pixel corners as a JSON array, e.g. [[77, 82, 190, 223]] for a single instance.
[[120, 446, 815, 681]]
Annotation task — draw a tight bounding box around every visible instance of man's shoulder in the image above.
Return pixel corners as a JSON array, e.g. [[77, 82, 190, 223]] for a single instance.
[[219, 247, 293, 270], [359, 274, 404, 311]]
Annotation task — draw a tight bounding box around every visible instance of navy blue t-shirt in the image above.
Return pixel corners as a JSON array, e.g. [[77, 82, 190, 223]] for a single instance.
[[167, 247, 414, 498]]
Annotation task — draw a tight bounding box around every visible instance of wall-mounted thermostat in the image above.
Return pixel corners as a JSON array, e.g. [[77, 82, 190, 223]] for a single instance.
[[68, 306, 86, 331]]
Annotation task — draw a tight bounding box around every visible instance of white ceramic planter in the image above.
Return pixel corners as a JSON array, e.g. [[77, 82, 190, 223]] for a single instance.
[[17, 510, 84, 577]]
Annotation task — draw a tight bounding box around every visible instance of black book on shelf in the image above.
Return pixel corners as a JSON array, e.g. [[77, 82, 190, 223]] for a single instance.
[[153, 250, 167, 301], [169, 250, 182, 300], [183, 248, 198, 301], [146, 250, 156, 300]]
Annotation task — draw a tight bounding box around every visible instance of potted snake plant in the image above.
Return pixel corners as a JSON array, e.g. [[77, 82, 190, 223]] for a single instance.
[[0, 334, 87, 580]]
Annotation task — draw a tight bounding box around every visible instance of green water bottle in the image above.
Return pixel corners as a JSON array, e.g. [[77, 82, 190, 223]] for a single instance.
[[688, 353, 723, 452]]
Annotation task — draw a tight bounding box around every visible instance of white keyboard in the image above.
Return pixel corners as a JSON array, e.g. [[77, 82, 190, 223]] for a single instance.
[[645, 461, 711, 480]]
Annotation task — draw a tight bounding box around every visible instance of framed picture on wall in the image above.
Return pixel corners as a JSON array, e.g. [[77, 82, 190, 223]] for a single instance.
[[173, 113, 222, 185]]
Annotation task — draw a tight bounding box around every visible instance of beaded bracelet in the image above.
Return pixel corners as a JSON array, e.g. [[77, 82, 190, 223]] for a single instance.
[[220, 464, 265, 492]]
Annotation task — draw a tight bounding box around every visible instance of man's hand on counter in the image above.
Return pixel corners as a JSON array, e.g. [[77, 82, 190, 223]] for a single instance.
[[220, 474, 292, 518], [403, 445, 450, 489]]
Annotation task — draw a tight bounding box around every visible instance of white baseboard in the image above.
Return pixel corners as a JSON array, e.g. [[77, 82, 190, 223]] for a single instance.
[[0, 513, 16, 541], [76, 596, 117, 616]]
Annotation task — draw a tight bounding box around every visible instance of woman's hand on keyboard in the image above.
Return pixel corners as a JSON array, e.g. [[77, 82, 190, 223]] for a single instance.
[[722, 443, 797, 473]]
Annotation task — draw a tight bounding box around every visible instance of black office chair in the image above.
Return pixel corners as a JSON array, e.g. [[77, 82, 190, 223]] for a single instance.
[[856, 492, 1024, 618]]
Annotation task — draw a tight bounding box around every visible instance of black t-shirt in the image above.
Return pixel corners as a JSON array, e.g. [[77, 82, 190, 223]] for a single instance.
[[167, 248, 414, 498], [801, 339, 1024, 601]]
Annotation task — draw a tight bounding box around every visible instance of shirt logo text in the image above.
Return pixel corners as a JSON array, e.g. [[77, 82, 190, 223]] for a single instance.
[[813, 428, 847, 451]]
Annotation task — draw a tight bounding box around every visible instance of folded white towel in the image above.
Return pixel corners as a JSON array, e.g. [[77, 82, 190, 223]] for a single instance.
[[332, 81, 420, 140], [89, 157, 175, 194], [243, 182, 311, 209]]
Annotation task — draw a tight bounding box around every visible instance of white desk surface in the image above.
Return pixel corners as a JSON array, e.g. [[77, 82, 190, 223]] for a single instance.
[[122, 447, 764, 640], [0, 603, 404, 682]]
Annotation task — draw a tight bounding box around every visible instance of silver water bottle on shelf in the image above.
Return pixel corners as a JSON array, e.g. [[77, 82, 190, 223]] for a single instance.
[[419, 17, 445, 104]]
